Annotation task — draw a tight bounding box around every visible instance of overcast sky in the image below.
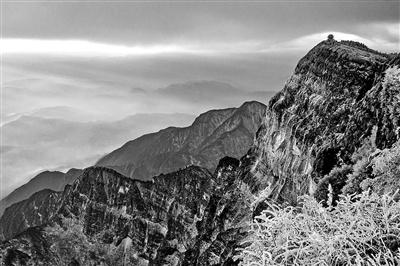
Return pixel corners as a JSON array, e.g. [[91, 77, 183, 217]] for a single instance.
[[3, 1, 399, 47], [2, 1, 399, 94], [2, 1, 398, 114], [1, 0, 399, 197]]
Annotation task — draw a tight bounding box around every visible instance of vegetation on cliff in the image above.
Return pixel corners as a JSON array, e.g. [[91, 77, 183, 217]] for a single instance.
[[237, 191, 400, 265]]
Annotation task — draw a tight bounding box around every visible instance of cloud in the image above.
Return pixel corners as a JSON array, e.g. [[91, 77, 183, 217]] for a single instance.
[[3, 22, 398, 59], [355, 22, 400, 46], [4, 2, 398, 46], [0, 38, 280, 57], [1, 39, 211, 57]]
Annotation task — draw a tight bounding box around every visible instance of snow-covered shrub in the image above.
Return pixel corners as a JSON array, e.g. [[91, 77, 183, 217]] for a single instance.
[[236, 191, 400, 266]]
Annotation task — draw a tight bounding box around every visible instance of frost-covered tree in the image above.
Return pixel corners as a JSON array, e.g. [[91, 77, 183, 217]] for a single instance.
[[236, 192, 400, 265]]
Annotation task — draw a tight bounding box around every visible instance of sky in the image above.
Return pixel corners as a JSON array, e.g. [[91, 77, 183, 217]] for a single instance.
[[1, 0, 399, 197]]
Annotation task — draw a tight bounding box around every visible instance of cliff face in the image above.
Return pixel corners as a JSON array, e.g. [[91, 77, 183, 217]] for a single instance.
[[57, 166, 214, 264], [1, 40, 399, 265], [0, 162, 251, 265], [96, 101, 266, 181], [248, 40, 399, 204]]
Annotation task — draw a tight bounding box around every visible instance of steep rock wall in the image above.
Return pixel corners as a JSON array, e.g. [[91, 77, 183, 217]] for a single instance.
[[248, 40, 398, 204]]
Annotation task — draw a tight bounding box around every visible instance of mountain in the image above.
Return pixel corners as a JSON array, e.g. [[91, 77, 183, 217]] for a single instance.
[[0, 169, 82, 217], [249, 39, 399, 204], [2, 113, 195, 198], [0, 189, 61, 240], [0, 160, 248, 263], [1, 39, 399, 265], [96, 101, 266, 180]]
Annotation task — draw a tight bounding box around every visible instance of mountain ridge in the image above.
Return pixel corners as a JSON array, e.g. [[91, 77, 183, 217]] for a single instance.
[[0, 169, 82, 216], [96, 101, 266, 180], [2, 112, 196, 199], [0, 102, 264, 218]]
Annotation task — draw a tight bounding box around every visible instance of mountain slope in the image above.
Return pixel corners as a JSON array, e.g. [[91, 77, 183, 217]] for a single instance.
[[0, 169, 82, 216], [96, 101, 266, 180], [0, 189, 61, 240]]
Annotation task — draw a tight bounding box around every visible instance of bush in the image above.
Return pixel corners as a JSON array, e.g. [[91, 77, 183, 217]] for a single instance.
[[236, 191, 400, 266]]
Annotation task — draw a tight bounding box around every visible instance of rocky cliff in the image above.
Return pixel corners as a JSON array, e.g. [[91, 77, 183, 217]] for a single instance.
[[96, 101, 266, 181], [1, 39, 398, 265], [0, 162, 250, 265], [247, 39, 399, 204]]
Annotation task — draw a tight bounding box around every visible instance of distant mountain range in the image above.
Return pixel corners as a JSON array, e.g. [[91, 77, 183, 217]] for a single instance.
[[2, 106, 99, 125], [1, 112, 195, 198], [2, 80, 272, 199], [96, 101, 266, 180], [4, 79, 273, 125], [0, 169, 82, 216], [0, 101, 265, 219]]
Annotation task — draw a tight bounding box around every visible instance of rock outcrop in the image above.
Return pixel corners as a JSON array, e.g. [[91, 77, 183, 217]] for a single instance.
[[1, 40, 398, 265]]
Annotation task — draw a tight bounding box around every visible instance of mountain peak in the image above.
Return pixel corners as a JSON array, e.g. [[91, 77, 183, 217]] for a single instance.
[[302, 39, 389, 68], [237, 100, 267, 113]]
